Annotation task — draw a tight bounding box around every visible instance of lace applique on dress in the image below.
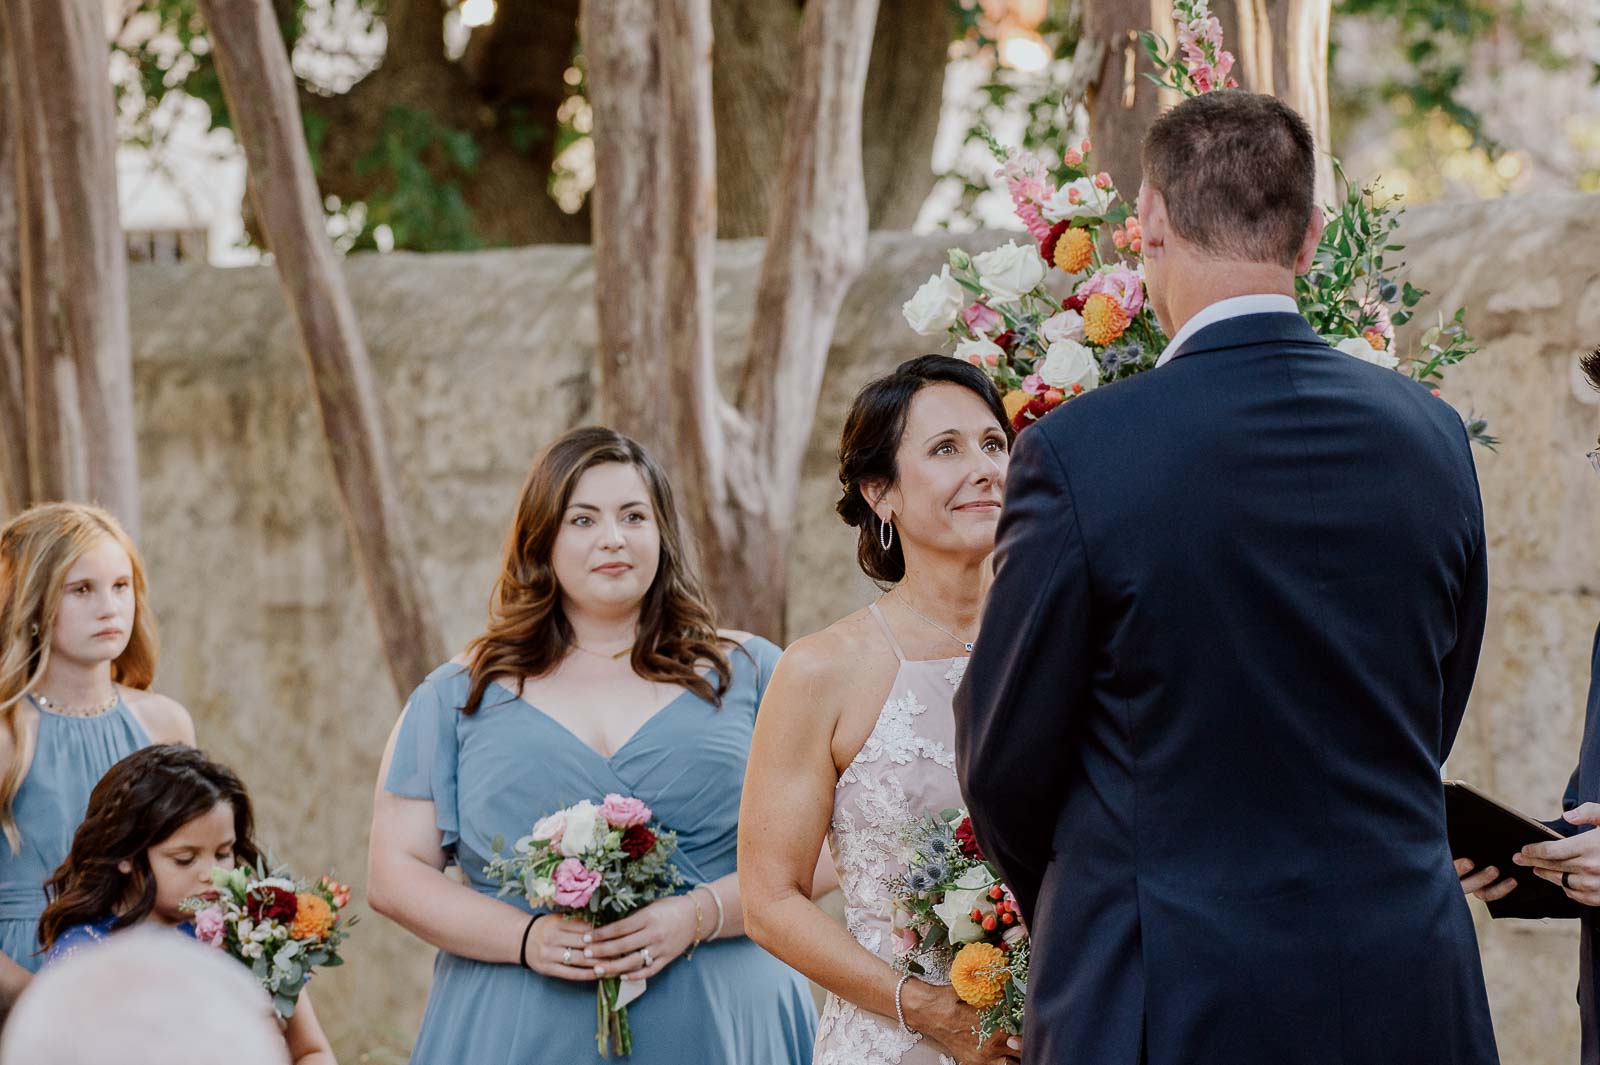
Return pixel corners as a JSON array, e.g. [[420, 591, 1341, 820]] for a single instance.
[[814, 636, 967, 1065]]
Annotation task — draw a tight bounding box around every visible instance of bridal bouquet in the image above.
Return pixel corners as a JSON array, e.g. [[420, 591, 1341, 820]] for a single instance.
[[182, 860, 356, 1017], [889, 808, 1028, 1044], [905, 0, 1493, 446], [485, 794, 683, 1057]]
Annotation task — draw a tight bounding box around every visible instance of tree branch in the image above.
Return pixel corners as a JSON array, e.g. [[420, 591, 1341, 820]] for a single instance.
[[737, 0, 879, 521], [195, 0, 446, 696]]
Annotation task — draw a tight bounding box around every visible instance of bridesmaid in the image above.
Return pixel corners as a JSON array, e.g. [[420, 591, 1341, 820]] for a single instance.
[[0, 502, 194, 1005], [368, 426, 816, 1064]]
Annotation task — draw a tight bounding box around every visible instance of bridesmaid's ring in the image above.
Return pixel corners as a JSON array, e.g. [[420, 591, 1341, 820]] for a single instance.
[[640, 947, 653, 968], [562, 948, 573, 965]]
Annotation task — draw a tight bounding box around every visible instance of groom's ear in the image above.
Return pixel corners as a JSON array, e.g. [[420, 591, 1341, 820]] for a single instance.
[[1137, 183, 1165, 254], [1292, 208, 1325, 276]]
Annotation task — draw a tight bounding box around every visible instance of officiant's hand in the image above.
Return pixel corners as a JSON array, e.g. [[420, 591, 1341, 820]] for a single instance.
[[1514, 802, 1600, 906], [901, 979, 1022, 1064], [1454, 858, 1517, 903], [584, 894, 698, 981]]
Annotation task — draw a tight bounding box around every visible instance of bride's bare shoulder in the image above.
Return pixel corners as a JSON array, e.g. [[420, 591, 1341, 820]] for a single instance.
[[772, 607, 886, 690]]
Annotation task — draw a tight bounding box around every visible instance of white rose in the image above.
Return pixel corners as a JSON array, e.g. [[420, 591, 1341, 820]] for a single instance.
[[972, 241, 1047, 305], [902, 265, 966, 336], [1335, 335, 1399, 370], [557, 800, 606, 857], [953, 337, 1005, 368], [1042, 310, 1085, 344], [1041, 178, 1116, 223], [1039, 339, 1101, 393], [932, 868, 997, 946]]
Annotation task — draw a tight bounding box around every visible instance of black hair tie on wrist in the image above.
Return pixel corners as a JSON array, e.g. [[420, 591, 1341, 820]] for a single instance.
[[519, 915, 538, 970]]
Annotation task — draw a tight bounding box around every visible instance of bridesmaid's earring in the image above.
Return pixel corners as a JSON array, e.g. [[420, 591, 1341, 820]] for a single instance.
[[879, 516, 895, 552]]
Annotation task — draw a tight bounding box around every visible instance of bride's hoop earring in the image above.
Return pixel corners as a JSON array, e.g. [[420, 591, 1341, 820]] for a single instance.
[[878, 516, 895, 552]]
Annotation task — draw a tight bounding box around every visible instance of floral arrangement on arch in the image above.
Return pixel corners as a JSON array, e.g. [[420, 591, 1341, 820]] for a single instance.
[[182, 860, 356, 1018], [903, 0, 1493, 447]]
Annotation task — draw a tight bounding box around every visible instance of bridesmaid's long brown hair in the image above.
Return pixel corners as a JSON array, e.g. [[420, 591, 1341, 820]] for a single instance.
[[461, 427, 733, 715]]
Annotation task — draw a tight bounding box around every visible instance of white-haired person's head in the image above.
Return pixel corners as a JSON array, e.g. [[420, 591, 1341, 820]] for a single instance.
[[0, 928, 287, 1065]]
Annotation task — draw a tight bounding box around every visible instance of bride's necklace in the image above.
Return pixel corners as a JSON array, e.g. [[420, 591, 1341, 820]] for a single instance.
[[29, 686, 119, 717], [894, 590, 977, 654]]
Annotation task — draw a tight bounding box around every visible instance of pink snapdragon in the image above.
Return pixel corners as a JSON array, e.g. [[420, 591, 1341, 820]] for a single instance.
[[998, 152, 1056, 243], [553, 858, 603, 908], [600, 794, 652, 829]]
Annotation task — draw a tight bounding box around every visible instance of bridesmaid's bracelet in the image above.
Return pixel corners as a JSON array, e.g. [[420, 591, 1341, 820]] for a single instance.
[[894, 972, 917, 1036], [518, 915, 538, 970], [684, 891, 706, 960], [701, 884, 726, 940]]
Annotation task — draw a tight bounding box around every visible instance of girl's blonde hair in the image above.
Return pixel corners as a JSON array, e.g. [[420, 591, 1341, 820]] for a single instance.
[[0, 503, 159, 852]]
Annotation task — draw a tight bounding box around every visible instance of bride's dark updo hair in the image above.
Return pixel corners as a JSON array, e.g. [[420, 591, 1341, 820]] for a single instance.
[[836, 355, 1013, 584]]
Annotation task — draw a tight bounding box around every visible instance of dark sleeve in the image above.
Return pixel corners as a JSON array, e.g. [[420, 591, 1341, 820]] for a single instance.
[[1438, 496, 1487, 763], [954, 424, 1091, 926]]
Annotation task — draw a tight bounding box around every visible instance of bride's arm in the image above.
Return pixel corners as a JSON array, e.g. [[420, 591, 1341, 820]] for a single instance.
[[740, 643, 995, 1060]]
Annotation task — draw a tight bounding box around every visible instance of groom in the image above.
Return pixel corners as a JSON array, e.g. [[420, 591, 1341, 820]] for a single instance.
[[955, 91, 1498, 1065]]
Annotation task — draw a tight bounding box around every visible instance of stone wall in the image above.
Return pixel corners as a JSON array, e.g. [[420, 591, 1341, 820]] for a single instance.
[[123, 196, 1600, 1061]]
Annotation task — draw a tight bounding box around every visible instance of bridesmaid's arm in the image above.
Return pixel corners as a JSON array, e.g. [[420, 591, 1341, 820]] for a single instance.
[[283, 989, 336, 1064], [0, 952, 31, 1007], [368, 715, 561, 968]]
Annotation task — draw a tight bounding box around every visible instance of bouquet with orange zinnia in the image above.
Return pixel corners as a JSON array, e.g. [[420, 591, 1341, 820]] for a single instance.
[[889, 809, 1027, 1045]]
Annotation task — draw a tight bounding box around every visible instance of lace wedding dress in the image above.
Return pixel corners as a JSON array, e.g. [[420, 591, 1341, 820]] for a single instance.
[[813, 602, 967, 1065]]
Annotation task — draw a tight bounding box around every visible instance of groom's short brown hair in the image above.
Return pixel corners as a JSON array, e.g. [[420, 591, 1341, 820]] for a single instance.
[[1142, 91, 1317, 268]]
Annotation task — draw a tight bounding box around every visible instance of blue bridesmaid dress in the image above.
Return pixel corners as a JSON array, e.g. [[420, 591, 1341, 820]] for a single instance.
[[0, 697, 150, 973], [385, 637, 816, 1064]]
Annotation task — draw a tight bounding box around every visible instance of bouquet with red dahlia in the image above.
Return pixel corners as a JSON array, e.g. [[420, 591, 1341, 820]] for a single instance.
[[486, 794, 683, 1056], [181, 859, 356, 1017]]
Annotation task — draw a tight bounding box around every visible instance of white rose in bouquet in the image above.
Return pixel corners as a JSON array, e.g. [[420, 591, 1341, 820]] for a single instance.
[[1335, 335, 1399, 370], [953, 337, 1006, 367], [973, 242, 1047, 305], [556, 800, 607, 857], [1040, 339, 1101, 393], [1042, 177, 1116, 223], [902, 265, 966, 335], [1042, 310, 1085, 344], [932, 866, 997, 946]]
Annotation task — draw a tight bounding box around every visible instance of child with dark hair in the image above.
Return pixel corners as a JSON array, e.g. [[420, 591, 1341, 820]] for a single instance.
[[38, 745, 335, 1064]]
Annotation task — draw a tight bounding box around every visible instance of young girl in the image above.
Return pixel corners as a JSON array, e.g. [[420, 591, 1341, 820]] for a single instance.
[[38, 744, 336, 1065], [0, 502, 194, 1005]]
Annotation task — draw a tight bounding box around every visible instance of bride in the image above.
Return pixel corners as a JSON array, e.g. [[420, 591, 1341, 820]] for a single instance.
[[739, 355, 1020, 1065]]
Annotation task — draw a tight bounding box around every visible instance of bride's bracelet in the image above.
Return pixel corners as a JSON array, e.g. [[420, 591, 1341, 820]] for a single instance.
[[894, 972, 918, 1036]]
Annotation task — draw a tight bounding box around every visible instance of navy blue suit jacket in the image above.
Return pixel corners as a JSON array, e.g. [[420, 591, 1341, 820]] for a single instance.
[[955, 312, 1498, 1065]]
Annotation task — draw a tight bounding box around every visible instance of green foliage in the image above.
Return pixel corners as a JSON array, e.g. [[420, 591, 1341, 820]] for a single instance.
[[350, 106, 483, 252]]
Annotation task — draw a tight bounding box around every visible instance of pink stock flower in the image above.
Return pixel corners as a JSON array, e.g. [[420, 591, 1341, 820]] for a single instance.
[[193, 906, 226, 948], [600, 794, 652, 829], [961, 302, 1003, 336], [552, 858, 603, 908], [1076, 264, 1146, 319], [998, 153, 1056, 243]]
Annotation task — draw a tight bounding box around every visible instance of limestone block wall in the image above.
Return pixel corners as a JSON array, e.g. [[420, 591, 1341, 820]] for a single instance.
[[123, 196, 1598, 1060]]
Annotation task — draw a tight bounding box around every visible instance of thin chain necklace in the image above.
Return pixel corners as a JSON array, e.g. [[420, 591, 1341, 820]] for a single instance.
[[893, 589, 977, 654], [573, 642, 633, 661], [29, 687, 120, 717]]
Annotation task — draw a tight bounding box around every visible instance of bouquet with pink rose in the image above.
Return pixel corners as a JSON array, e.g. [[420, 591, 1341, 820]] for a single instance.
[[485, 794, 683, 1056]]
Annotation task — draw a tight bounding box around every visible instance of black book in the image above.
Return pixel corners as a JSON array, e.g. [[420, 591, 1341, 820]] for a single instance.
[[1444, 779, 1582, 919]]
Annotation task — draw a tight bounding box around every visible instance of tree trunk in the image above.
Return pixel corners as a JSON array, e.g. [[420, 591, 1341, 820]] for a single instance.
[[1080, 0, 1333, 202], [195, 0, 446, 697], [1211, 0, 1334, 198], [23, 0, 138, 534], [586, 0, 878, 637], [1, 0, 90, 513], [0, 22, 26, 516], [712, 0, 946, 237]]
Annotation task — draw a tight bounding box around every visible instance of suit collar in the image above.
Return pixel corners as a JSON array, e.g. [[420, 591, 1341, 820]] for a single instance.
[[1166, 312, 1327, 363]]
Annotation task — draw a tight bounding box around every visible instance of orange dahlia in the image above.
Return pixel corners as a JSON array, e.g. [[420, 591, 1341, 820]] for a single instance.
[[290, 893, 336, 941], [950, 942, 1009, 1009], [1054, 227, 1094, 274], [1082, 293, 1129, 345]]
